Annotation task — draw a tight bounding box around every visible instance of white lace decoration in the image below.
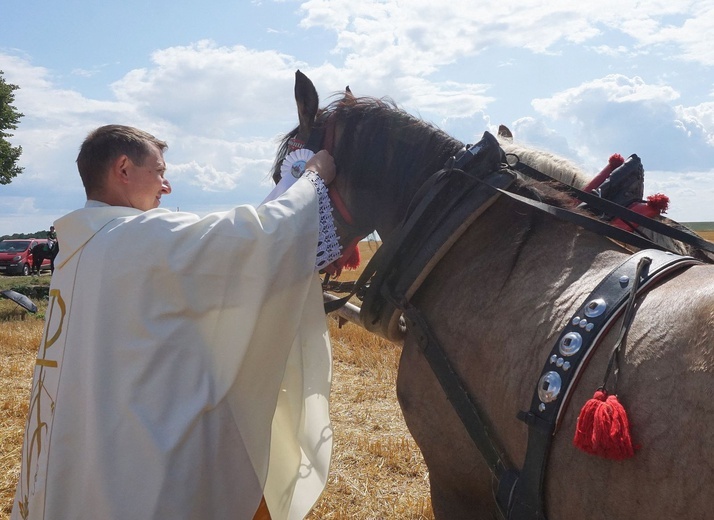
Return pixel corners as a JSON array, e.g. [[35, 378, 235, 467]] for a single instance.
[[305, 171, 342, 271]]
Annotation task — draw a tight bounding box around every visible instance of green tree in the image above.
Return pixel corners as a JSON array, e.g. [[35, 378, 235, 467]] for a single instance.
[[0, 70, 24, 185]]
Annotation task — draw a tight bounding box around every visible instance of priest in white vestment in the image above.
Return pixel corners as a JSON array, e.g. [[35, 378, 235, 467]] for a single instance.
[[12, 125, 342, 520]]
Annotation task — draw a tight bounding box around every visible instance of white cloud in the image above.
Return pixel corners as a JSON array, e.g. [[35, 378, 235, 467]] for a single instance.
[[172, 161, 238, 192], [678, 102, 714, 144], [531, 74, 714, 170], [395, 77, 494, 119], [298, 0, 714, 77], [110, 41, 304, 135], [508, 116, 580, 161], [589, 45, 633, 57], [1, 55, 133, 123]]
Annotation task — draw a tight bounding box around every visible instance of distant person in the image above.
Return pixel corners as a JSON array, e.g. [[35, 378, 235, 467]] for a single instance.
[[46, 225, 58, 273], [46, 225, 57, 242], [13, 124, 343, 520]]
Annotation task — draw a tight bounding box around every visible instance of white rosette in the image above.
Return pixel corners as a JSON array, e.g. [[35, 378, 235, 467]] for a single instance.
[[280, 148, 315, 180], [261, 148, 316, 205]]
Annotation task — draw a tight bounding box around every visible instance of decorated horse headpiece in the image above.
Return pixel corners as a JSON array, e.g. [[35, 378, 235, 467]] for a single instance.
[[277, 109, 363, 276]]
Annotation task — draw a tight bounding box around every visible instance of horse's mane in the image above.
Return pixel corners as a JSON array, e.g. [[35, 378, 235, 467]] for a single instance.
[[498, 139, 591, 190], [274, 96, 467, 218], [273, 96, 582, 219]]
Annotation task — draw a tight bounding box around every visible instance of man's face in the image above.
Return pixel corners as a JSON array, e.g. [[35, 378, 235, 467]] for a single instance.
[[124, 144, 171, 211]]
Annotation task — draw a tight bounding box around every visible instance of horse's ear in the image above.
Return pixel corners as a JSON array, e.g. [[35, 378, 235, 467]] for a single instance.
[[497, 124, 513, 142], [342, 85, 355, 102], [295, 70, 319, 139]]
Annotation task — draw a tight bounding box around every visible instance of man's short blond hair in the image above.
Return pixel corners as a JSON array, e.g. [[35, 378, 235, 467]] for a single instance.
[[76, 125, 168, 197]]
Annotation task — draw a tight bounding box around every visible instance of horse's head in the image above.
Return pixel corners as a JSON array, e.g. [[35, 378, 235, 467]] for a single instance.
[[272, 71, 466, 249]]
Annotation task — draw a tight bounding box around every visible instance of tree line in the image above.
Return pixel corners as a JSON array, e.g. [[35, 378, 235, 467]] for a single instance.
[[0, 69, 24, 184], [1, 231, 51, 241]]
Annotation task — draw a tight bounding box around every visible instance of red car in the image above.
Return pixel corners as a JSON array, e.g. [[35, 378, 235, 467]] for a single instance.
[[0, 238, 51, 276]]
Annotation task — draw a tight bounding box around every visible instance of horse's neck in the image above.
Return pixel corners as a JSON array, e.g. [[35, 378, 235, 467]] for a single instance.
[[411, 195, 628, 463], [499, 140, 591, 189], [416, 192, 629, 335]]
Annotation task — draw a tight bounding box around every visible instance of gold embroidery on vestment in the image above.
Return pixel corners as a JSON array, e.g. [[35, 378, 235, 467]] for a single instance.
[[19, 288, 67, 518]]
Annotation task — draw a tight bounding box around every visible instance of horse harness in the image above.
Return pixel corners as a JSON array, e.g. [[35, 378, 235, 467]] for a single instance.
[[314, 129, 706, 519]]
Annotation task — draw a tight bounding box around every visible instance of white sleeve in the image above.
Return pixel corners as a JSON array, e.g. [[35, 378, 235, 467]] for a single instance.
[[260, 174, 298, 205]]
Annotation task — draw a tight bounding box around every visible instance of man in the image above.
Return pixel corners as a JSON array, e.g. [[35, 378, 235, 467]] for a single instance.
[[45, 226, 58, 273], [46, 226, 57, 241], [13, 125, 342, 520]]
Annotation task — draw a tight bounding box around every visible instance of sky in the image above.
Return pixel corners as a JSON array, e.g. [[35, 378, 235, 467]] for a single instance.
[[1, 0, 713, 237]]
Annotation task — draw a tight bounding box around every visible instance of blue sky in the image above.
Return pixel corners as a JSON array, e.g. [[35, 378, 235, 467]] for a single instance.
[[1, 0, 713, 237]]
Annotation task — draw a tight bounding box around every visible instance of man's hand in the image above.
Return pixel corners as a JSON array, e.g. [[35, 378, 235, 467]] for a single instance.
[[306, 150, 336, 185]]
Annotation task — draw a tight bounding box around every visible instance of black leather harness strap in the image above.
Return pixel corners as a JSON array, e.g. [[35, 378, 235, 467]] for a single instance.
[[495, 189, 665, 252], [511, 160, 714, 255], [503, 249, 701, 519], [401, 304, 514, 482]]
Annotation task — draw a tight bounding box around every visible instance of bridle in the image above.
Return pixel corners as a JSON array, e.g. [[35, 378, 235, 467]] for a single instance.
[[288, 111, 370, 276]]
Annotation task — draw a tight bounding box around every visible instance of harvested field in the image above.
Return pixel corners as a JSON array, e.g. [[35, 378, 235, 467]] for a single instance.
[[0, 303, 43, 520], [306, 241, 433, 519]]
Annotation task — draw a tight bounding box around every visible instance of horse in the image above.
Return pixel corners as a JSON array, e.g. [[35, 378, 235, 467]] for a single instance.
[[31, 240, 59, 274], [272, 71, 714, 520]]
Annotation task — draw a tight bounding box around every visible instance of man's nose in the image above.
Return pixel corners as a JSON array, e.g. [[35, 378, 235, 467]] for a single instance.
[[162, 179, 172, 195]]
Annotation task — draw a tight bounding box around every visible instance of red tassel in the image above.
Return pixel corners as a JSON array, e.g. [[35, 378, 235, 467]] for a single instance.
[[646, 193, 669, 214], [611, 193, 670, 231], [583, 153, 625, 192], [573, 389, 635, 460], [321, 239, 362, 277], [341, 244, 361, 270]]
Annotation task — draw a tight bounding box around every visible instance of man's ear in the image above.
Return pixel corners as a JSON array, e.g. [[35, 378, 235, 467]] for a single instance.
[[111, 155, 131, 184]]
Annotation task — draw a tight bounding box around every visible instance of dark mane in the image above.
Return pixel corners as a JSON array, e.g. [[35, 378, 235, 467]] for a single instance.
[[516, 177, 582, 210], [273, 97, 465, 223], [273, 96, 581, 234], [330, 97, 461, 183]]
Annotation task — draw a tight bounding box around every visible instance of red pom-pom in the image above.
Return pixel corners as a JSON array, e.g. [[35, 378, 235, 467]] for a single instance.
[[608, 153, 625, 170], [611, 193, 670, 231], [583, 153, 625, 192], [341, 245, 361, 270], [646, 193, 669, 214], [321, 239, 362, 277], [573, 389, 635, 460]]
